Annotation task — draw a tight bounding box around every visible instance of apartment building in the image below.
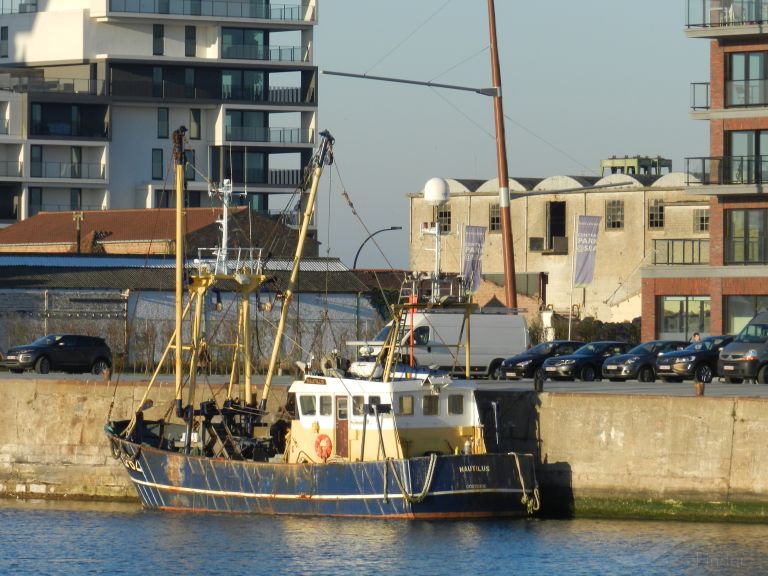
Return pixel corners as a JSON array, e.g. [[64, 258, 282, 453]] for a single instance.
[[0, 0, 317, 225], [640, 0, 768, 340], [408, 161, 710, 324]]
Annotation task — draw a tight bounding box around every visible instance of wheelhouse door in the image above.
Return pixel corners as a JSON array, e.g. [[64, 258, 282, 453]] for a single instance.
[[335, 396, 348, 458]]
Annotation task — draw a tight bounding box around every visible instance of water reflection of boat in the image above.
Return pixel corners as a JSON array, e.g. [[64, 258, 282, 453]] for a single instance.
[[105, 128, 539, 518]]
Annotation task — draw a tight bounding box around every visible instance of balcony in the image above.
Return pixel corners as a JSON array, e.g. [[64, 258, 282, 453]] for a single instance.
[[110, 81, 315, 105], [653, 239, 710, 265], [0, 161, 22, 177], [691, 82, 710, 110], [30, 162, 106, 180], [225, 126, 313, 144], [221, 43, 307, 62], [685, 155, 768, 185], [0, 76, 106, 96], [107, 0, 315, 22], [687, 0, 768, 33], [0, 1, 37, 15]]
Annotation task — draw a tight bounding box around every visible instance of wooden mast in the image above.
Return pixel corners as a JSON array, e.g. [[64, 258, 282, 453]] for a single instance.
[[259, 131, 334, 412], [172, 126, 187, 411], [487, 0, 517, 309]]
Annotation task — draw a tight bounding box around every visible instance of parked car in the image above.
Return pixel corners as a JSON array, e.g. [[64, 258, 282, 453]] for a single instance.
[[500, 340, 584, 380], [541, 341, 631, 382], [719, 312, 768, 383], [0, 334, 112, 375], [656, 336, 734, 383], [602, 339, 687, 382]]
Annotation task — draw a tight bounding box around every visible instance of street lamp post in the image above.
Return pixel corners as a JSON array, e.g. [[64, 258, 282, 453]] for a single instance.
[[352, 226, 403, 270]]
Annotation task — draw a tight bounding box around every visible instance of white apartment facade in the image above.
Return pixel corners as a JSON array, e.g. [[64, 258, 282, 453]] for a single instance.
[[0, 0, 317, 223]]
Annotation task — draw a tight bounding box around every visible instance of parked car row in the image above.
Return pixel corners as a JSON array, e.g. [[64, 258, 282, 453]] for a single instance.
[[500, 336, 738, 384]]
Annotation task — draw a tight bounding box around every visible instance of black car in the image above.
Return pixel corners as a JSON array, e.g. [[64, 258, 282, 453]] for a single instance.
[[541, 341, 631, 382], [0, 334, 112, 375], [602, 339, 687, 382], [501, 340, 584, 380], [657, 335, 734, 382]]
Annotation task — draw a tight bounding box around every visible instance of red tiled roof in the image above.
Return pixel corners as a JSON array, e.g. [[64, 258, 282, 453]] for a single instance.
[[0, 208, 233, 245]]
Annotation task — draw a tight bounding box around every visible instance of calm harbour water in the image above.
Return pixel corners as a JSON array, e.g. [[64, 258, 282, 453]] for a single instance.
[[1, 500, 766, 575]]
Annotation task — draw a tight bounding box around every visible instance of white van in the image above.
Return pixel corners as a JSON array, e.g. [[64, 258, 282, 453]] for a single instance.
[[349, 310, 529, 379]]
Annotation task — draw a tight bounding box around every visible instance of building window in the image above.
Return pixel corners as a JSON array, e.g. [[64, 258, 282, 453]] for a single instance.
[[222, 27, 265, 59], [189, 109, 201, 139], [28, 187, 42, 216], [70, 188, 82, 210], [727, 52, 767, 107], [436, 205, 451, 233], [448, 394, 464, 415], [657, 296, 710, 341], [648, 199, 664, 229], [152, 66, 163, 97], [694, 208, 709, 232], [184, 149, 196, 181], [489, 204, 500, 232], [185, 26, 196, 57], [30, 145, 42, 177], [225, 109, 265, 141], [184, 67, 195, 98], [157, 107, 168, 139], [547, 200, 566, 248], [221, 69, 265, 101], [726, 208, 768, 264], [70, 146, 82, 178], [422, 395, 439, 416], [606, 199, 624, 229], [726, 295, 768, 334], [0, 27, 8, 59], [152, 148, 163, 180], [398, 395, 414, 416], [153, 24, 164, 56]]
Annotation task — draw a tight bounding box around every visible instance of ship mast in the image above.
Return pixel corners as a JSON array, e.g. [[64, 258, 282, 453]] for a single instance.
[[260, 131, 335, 412]]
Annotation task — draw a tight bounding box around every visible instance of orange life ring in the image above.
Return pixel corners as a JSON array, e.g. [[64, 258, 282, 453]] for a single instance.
[[314, 434, 333, 460]]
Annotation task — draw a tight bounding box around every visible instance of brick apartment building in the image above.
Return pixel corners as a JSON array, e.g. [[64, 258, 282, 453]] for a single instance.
[[641, 1, 768, 340]]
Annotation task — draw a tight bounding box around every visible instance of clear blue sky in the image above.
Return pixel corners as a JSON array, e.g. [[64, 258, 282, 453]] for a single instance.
[[312, 0, 709, 270]]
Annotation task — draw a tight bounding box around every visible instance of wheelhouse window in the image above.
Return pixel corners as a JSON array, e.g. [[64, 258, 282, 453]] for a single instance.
[[648, 199, 664, 229], [398, 395, 414, 416], [319, 395, 332, 416], [448, 394, 464, 415], [299, 395, 316, 416], [352, 395, 364, 416], [422, 395, 439, 416], [606, 199, 624, 229], [726, 208, 768, 263]]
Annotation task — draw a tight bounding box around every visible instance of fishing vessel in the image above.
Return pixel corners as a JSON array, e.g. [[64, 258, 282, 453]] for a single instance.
[[105, 127, 540, 518]]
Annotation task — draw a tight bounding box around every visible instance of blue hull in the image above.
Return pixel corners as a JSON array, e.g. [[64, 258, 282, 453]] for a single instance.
[[109, 434, 539, 519]]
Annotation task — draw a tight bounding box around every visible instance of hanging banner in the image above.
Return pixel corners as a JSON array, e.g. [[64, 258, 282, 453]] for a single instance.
[[462, 225, 486, 293], [573, 215, 601, 287]]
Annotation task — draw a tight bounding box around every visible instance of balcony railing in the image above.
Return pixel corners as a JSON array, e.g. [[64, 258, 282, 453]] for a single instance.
[[30, 162, 106, 180], [0, 161, 21, 177], [108, 0, 314, 21], [0, 1, 37, 15], [685, 155, 768, 185], [110, 81, 314, 105], [30, 203, 102, 215], [221, 44, 307, 62], [225, 126, 313, 144], [267, 207, 314, 228], [691, 82, 710, 110], [0, 76, 106, 96], [687, 0, 768, 28], [653, 239, 710, 265]]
